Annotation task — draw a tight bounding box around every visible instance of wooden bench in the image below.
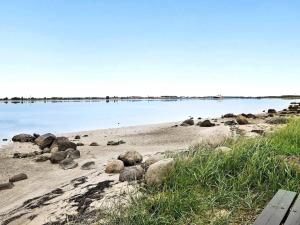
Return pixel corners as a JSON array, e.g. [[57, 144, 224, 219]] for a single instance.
[[253, 189, 300, 225]]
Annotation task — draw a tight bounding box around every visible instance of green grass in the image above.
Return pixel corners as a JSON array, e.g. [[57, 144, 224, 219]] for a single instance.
[[105, 118, 300, 225]]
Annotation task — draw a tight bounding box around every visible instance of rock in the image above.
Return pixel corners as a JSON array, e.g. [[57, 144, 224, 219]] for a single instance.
[[266, 117, 288, 124], [81, 161, 96, 170], [74, 135, 81, 140], [33, 133, 40, 139], [90, 142, 99, 146], [83, 134, 89, 137], [251, 129, 265, 135], [222, 113, 237, 118], [9, 173, 28, 183], [12, 134, 35, 143], [35, 133, 56, 149], [118, 151, 143, 166], [35, 154, 51, 162], [2, 139, 7, 141], [107, 140, 126, 146], [50, 147, 59, 154], [76, 142, 84, 146], [105, 159, 125, 173], [145, 158, 174, 186], [66, 149, 80, 159], [42, 147, 51, 154], [236, 115, 249, 125], [180, 118, 194, 126], [215, 146, 232, 154], [268, 109, 277, 114], [246, 113, 256, 119], [0, 182, 14, 191], [119, 165, 144, 182], [142, 155, 163, 170], [59, 158, 78, 170], [224, 120, 237, 126], [13, 152, 28, 158], [198, 120, 215, 127], [50, 151, 68, 163], [50, 137, 77, 151]]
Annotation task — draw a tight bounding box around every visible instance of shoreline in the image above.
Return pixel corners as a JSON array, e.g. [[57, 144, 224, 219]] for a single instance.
[[0, 104, 299, 225]]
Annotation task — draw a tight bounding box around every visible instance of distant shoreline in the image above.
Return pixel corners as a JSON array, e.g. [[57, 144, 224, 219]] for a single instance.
[[0, 95, 300, 103]]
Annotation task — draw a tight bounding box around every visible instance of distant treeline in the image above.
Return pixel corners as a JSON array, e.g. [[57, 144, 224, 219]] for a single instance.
[[0, 95, 300, 102]]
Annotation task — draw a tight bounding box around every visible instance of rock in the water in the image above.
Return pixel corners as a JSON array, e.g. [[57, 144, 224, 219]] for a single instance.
[[266, 117, 288, 124], [236, 115, 249, 125], [81, 161, 96, 170], [145, 158, 174, 186], [268, 109, 277, 114], [119, 165, 144, 182], [50, 151, 68, 163], [12, 134, 35, 143], [118, 151, 143, 166], [198, 120, 215, 127], [59, 158, 78, 170], [142, 155, 163, 170], [35, 154, 51, 162], [107, 140, 126, 146], [180, 118, 194, 126], [35, 133, 56, 149], [0, 182, 14, 191], [74, 135, 81, 140], [90, 142, 99, 146], [50, 137, 77, 151], [9, 173, 28, 183], [215, 146, 232, 154], [105, 159, 124, 173], [224, 120, 237, 126], [66, 149, 80, 159]]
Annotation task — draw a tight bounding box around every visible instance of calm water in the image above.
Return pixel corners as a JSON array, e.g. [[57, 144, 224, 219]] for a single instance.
[[0, 98, 298, 143]]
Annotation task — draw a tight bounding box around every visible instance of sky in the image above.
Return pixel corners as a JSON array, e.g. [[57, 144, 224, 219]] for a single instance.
[[0, 0, 299, 97]]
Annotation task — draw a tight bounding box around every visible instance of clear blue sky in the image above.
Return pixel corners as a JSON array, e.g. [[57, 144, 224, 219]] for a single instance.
[[0, 0, 299, 97]]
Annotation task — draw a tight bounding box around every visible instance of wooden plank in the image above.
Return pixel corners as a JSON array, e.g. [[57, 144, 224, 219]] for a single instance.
[[253, 189, 296, 225], [284, 193, 300, 225]]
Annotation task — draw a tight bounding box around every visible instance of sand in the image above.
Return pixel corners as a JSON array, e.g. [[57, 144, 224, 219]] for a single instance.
[[0, 118, 272, 225]]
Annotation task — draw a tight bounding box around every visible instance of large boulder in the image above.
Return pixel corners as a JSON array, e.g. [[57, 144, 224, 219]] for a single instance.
[[118, 151, 143, 166], [0, 182, 14, 191], [9, 173, 28, 183], [66, 149, 80, 159], [105, 160, 124, 173], [35, 133, 56, 149], [12, 134, 35, 143], [145, 158, 174, 186], [59, 158, 78, 170], [236, 115, 249, 125], [198, 120, 215, 127], [50, 137, 77, 151], [50, 151, 68, 163], [119, 165, 144, 182]]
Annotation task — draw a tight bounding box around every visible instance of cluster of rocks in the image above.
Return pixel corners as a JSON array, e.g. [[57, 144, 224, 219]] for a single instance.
[[180, 118, 216, 127], [105, 151, 174, 186], [0, 173, 28, 191], [12, 133, 81, 170]]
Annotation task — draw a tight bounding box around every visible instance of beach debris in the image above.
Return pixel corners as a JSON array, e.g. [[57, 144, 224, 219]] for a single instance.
[[105, 159, 124, 173], [50, 151, 68, 163], [107, 140, 126, 146], [0, 182, 14, 191], [197, 119, 215, 127], [75, 135, 81, 139], [236, 115, 249, 125], [35, 154, 51, 162], [119, 165, 144, 182], [35, 133, 56, 149], [59, 158, 78, 170], [145, 158, 174, 186], [118, 151, 143, 166], [50, 137, 77, 151], [12, 134, 35, 143], [180, 118, 194, 126], [9, 173, 28, 183], [215, 146, 232, 154], [81, 161, 96, 170], [266, 117, 288, 124], [267, 109, 277, 114], [66, 149, 81, 159], [90, 142, 99, 146]]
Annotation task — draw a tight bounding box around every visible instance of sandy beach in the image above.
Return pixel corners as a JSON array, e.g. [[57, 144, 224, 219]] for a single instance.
[[0, 116, 277, 225]]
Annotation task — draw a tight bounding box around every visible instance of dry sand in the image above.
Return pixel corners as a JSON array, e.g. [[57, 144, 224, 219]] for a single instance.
[[0, 118, 271, 225]]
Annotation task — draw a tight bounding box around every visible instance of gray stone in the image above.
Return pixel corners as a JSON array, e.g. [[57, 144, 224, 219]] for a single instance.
[[66, 149, 80, 159], [266, 117, 288, 125], [12, 134, 35, 143], [50, 151, 68, 163], [35, 154, 51, 162], [9, 173, 28, 183], [145, 158, 174, 186], [35, 133, 56, 149], [105, 160, 124, 173], [236, 115, 249, 125], [81, 161, 96, 170], [90, 142, 99, 146], [50, 137, 77, 151], [180, 118, 194, 126], [59, 158, 78, 170], [0, 182, 14, 191], [198, 120, 215, 127], [119, 165, 144, 182], [118, 151, 143, 166]]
